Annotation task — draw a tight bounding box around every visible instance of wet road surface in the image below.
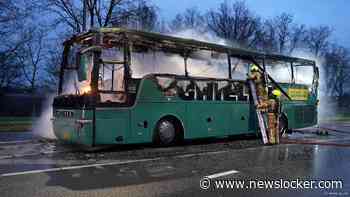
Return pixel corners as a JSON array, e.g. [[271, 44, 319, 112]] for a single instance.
[[0, 132, 33, 142], [0, 123, 350, 197]]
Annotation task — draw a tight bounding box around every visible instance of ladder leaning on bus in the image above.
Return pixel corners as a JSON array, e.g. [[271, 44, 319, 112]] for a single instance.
[[248, 64, 281, 145]]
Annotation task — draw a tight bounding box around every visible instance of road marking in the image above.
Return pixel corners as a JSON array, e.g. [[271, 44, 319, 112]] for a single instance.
[[174, 150, 228, 158], [206, 170, 239, 179], [0, 149, 231, 177], [0, 158, 162, 177]]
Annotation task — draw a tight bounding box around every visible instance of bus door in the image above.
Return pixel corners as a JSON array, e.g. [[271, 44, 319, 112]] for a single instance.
[[95, 52, 129, 144]]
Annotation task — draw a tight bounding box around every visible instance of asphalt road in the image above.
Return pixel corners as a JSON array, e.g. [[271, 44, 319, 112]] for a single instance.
[[0, 123, 350, 197]]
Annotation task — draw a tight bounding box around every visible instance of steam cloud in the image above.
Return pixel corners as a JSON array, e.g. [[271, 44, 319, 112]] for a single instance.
[[32, 95, 56, 139]]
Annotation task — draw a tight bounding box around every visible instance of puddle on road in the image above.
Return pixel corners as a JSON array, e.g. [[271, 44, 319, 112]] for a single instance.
[[277, 145, 315, 162]]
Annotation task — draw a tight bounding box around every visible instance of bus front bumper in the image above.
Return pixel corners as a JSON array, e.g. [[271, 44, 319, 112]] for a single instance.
[[52, 110, 94, 146]]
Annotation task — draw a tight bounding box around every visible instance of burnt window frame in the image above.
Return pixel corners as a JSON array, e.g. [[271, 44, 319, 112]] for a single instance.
[[152, 74, 250, 102]]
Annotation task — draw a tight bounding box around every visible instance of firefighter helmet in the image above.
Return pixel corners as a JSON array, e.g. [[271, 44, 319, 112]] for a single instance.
[[272, 89, 282, 98], [250, 64, 259, 72]]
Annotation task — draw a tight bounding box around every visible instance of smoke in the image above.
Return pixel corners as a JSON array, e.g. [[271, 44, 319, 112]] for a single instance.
[[32, 94, 56, 139], [130, 29, 249, 79], [170, 29, 229, 46], [131, 52, 185, 78], [131, 51, 232, 78]]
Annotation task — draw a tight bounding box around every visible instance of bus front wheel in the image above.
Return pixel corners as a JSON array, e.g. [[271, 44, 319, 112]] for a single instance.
[[154, 118, 182, 145]]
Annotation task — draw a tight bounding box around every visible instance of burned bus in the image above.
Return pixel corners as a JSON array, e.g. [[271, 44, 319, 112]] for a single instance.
[[52, 28, 319, 147]]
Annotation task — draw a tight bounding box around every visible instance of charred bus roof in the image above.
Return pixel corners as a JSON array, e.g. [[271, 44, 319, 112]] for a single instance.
[[64, 28, 316, 66]]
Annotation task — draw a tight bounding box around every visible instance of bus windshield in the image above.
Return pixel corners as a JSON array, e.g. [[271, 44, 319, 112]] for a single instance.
[[294, 65, 314, 85], [61, 44, 127, 103], [265, 60, 315, 86]]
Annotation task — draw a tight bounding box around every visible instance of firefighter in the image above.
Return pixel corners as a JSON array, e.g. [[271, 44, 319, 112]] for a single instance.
[[267, 89, 282, 144], [249, 64, 268, 112]]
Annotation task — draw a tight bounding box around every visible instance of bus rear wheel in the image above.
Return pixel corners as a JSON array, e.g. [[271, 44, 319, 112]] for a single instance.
[[154, 118, 182, 146]]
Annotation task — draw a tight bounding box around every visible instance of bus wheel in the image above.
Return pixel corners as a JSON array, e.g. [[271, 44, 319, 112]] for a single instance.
[[279, 114, 289, 137], [155, 119, 177, 145]]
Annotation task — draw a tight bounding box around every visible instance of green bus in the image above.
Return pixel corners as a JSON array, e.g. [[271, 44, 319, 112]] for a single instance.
[[52, 28, 319, 148]]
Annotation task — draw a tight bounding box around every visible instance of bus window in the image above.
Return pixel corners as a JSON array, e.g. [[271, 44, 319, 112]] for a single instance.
[[62, 48, 94, 95], [196, 81, 209, 100], [98, 64, 123, 91], [187, 50, 227, 78], [132, 52, 185, 78], [177, 80, 194, 100], [155, 76, 177, 97], [221, 81, 249, 101], [223, 82, 238, 101], [186, 80, 198, 100], [265, 61, 292, 83], [230, 58, 249, 80], [242, 82, 250, 101], [97, 47, 126, 103], [156, 76, 175, 89], [155, 77, 196, 100], [204, 82, 211, 100], [217, 81, 230, 100], [190, 81, 219, 101], [294, 65, 314, 85]]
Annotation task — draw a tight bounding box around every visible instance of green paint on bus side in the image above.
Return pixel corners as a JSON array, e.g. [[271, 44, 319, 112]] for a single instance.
[[52, 77, 318, 147]]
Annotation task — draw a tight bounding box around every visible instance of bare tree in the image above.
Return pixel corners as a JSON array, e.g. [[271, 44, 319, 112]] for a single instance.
[[0, 0, 38, 89], [156, 20, 169, 33], [324, 44, 350, 101], [256, 13, 307, 54], [275, 13, 293, 54], [43, 41, 62, 90], [206, 1, 261, 48], [15, 28, 47, 91], [306, 25, 332, 57], [0, 50, 22, 88], [168, 7, 205, 33], [47, 0, 127, 33], [170, 14, 184, 31], [111, 0, 159, 31], [256, 19, 277, 52], [184, 7, 204, 28], [46, 0, 160, 32], [0, 0, 34, 35], [288, 24, 308, 54]]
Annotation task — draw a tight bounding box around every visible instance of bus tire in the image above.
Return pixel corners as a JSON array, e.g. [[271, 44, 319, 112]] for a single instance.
[[279, 114, 290, 136], [154, 117, 183, 146]]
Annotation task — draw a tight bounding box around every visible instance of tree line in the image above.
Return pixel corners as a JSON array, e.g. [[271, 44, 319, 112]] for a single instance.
[[0, 0, 349, 100]]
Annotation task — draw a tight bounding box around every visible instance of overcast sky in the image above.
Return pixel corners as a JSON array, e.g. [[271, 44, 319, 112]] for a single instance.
[[152, 0, 350, 48]]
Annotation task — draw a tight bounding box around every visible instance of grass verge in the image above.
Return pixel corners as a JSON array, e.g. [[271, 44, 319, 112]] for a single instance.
[[0, 117, 35, 132]]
